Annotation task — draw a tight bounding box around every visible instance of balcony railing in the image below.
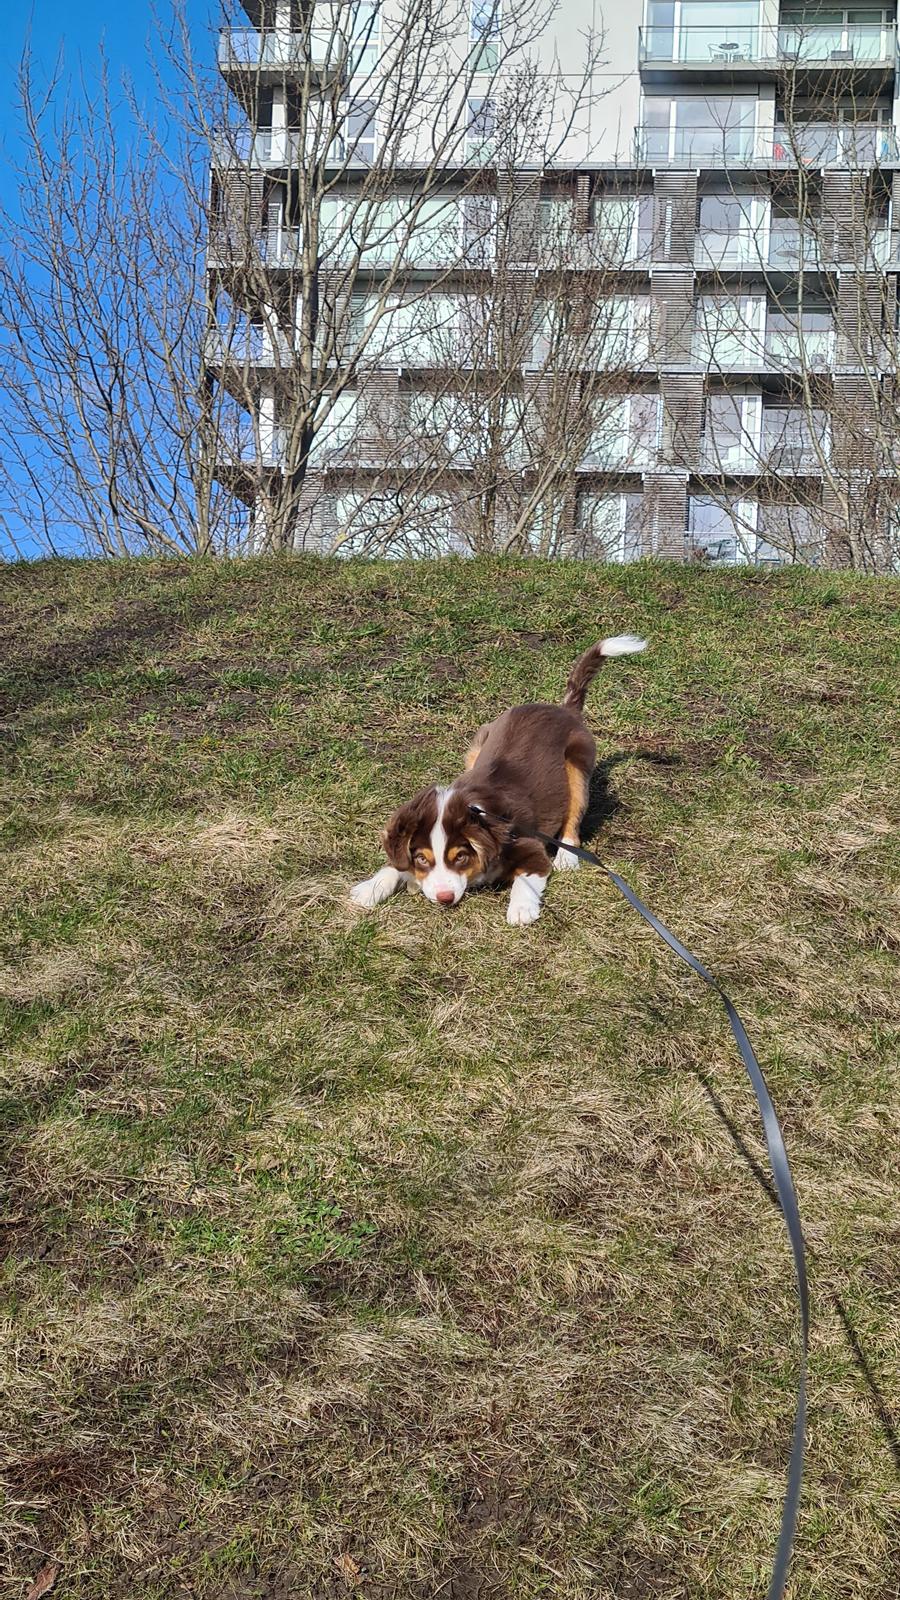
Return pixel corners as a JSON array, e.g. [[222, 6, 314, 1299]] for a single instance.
[[767, 224, 891, 268], [539, 229, 653, 269], [760, 416, 828, 471], [765, 328, 835, 371], [696, 222, 889, 272], [767, 225, 823, 269], [694, 228, 762, 268], [773, 123, 897, 164], [634, 125, 759, 164], [205, 328, 296, 367], [218, 27, 340, 73], [639, 22, 896, 69], [229, 217, 494, 271], [635, 123, 898, 167], [778, 22, 895, 66], [217, 437, 284, 470], [582, 436, 657, 470], [699, 440, 757, 473], [212, 126, 374, 168]]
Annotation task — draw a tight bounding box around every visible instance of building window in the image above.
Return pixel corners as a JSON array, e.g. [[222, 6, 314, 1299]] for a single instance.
[[765, 304, 834, 371], [767, 209, 822, 269], [531, 296, 651, 369], [348, 3, 381, 75], [696, 192, 769, 267], [760, 404, 829, 470], [592, 194, 654, 265], [644, 1, 761, 65], [467, 96, 496, 159], [585, 394, 660, 469], [322, 195, 479, 271], [343, 99, 377, 164], [408, 390, 522, 465], [334, 489, 458, 555], [538, 196, 574, 262], [404, 197, 461, 269], [700, 392, 761, 471], [595, 297, 652, 368], [347, 293, 464, 367], [756, 501, 823, 564], [470, 0, 501, 71], [694, 294, 766, 368], [689, 494, 758, 563], [309, 389, 359, 463], [461, 194, 497, 266], [575, 493, 645, 561], [641, 95, 757, 163]]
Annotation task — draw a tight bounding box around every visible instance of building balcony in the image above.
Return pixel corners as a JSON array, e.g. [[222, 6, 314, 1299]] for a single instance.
[[759, 436, 825, 474], [767, 224, 891, 270], [694, 228, 763, 269], [638, 22, 896, 79], [218, 27, 334, 75], [765, 328, 835, 372], [692, 317, 835, 374], [210, 215, 495, 273], [773, 122, 897, 165], [212, 120, 376, 170], [695, 221, 889, 274], [767, 225, 824, 270], [205, 327, 296, 371], [635, 123, 898, 168]]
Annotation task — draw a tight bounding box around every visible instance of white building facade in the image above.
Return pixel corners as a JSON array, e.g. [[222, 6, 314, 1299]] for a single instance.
[[207, 1, 900, 568]]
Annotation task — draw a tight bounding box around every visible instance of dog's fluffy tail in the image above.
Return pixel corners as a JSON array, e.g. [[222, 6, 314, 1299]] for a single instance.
[[562, 635, 648, 712]]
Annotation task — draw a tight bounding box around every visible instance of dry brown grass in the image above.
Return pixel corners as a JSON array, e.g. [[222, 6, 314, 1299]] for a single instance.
[[0, 556, 898, 1598]]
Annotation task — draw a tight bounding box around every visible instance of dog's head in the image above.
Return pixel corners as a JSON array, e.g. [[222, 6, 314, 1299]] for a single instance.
[[382, 785, 512, 906]]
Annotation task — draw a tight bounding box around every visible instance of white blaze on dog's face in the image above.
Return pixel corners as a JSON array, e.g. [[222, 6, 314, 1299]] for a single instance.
[[382, 786, 495, 908], [415, 790, 470, 906]]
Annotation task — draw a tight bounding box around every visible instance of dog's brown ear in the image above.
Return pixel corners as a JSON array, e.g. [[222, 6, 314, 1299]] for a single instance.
[[381, 787, 436, 869]]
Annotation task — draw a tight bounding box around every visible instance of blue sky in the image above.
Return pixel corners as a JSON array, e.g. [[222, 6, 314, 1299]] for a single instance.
[[1, 1, 214, 205], [0, 2, 217, 556]]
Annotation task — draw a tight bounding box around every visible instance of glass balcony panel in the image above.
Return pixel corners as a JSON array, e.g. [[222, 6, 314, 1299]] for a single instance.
[[766, 326, 833, 369]]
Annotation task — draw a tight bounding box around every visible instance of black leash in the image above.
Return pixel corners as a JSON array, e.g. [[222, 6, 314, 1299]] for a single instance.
[[528, 826, 809, 1599]]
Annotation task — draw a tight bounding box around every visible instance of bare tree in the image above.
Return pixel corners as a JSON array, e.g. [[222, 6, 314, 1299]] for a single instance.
[[0, 40, 244, 558], [308, 175, 656, 558], [1, 0, 632, 559], [201, 0, 640, 555]]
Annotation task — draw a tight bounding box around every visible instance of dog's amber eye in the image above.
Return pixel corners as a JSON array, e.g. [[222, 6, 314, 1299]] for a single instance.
[[454, 852, 470, 867], [414, 851, 430, 868]]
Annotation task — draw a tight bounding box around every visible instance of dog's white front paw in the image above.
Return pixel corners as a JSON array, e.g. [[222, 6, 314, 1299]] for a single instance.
[[350, 866, 401, 909], [507, 896, 542, 926], [507, 873, 546, 926], [553, 841, 580, 870]]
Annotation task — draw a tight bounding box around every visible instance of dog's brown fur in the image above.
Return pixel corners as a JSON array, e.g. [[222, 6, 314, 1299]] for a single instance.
[[354, 635, 646, 920]]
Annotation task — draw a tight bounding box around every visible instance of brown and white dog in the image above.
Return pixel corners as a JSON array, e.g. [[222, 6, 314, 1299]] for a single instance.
[[350, 634, 647, 925]]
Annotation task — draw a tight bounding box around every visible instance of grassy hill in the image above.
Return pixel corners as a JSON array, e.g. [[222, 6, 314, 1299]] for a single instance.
[[1, 556, 898, 1600]]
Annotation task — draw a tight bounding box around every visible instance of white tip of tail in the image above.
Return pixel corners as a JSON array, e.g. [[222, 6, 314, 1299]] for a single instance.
[[599, 634, 648, 658]]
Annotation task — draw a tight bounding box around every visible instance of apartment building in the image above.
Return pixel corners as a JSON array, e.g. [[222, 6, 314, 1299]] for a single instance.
[[207, 2, 900, 567]]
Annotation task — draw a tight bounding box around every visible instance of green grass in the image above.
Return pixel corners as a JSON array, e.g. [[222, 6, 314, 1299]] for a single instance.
[[0, 555, 898, 1599]]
